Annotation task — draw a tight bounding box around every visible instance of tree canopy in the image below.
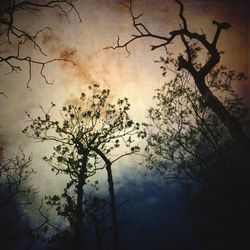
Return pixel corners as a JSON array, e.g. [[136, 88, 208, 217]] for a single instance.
[[107, 0, 250, 165], [23, 84, 143, 249]]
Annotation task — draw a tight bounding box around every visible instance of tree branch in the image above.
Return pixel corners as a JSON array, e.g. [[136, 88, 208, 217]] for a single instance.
[[0, 0, 81, 89]]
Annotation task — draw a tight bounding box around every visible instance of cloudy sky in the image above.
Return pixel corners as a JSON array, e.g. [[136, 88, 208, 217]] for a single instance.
[[0, 0, 249, 200], [0, 0, 249, 247]]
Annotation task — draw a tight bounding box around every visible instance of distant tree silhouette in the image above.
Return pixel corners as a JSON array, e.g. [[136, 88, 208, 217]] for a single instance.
[[0, 149, 33, 206], [23, 84, 143, 250], [0, 0, 81, 91], [0, 149, 33, 249], [0, 149, 52, 249], [46, 228, 74, 250], [107, 0, 250, 165]]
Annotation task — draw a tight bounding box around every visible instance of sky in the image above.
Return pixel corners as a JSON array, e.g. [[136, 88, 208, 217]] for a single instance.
[[1, 0, 249, 160], [0, 0, 250, 248]]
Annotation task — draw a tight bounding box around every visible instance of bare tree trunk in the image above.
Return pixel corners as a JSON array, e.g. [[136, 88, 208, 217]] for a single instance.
[[74, 156, 88, 250], [91, 147, 119, 250], [108, 0, 250, 166], [106, 162, 119, 250], [194, 76, 250, 166]]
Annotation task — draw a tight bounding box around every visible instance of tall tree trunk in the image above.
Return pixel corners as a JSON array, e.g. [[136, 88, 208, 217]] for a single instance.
[[106, 162, 119, 250], [112, 0, 250, 166], [91, 147, 119, 250], [93, 218, 102, 250], [194, 76, 250, 165], [74, 155, 88, 250]]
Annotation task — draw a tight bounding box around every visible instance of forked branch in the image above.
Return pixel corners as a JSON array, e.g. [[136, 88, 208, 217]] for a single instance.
[[106, 0, 250, 164], [106, 0, 230, 76]]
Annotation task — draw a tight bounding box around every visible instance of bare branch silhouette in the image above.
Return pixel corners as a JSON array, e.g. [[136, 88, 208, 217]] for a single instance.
[[0, 0, 81, 89], [107, 0, 250, 164]]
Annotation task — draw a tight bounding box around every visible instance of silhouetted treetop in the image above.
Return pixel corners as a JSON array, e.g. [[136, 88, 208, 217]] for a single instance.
[[24, 84, 142, 158], [107, 0, 250, 165], [23, 84, 144, 250]]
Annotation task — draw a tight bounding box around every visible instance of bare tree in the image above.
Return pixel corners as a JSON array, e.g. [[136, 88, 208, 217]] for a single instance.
[[0, 149, 54, 249], [0, 149, 33, 206], [106, 0, 250, 165], [0, 0, 81, 90], [23, 84, 143, 250]]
